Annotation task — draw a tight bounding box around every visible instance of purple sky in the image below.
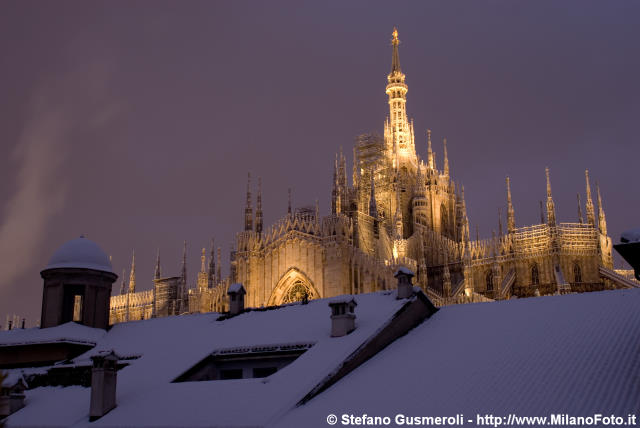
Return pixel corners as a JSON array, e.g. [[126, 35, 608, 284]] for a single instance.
[[1, 2, 639, 325]]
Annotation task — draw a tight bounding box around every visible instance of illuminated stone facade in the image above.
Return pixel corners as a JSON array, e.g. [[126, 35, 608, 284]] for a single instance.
[[110, 29, 632, 324]]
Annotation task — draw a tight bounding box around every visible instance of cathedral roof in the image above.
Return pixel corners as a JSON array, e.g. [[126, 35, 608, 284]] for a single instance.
[[43, 236, 114, 274]]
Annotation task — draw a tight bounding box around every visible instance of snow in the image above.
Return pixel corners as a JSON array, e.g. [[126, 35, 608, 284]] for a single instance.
[[621, 227, 640, 243], [10, 386, 90, 427], [7, 289, 640, 427], [394, 267, 414, 277], [3, 372, 26, 389], [43, 236, 114, 273], [328, 295, 355, 305], [0, 322, 106, 347], [278, 289, 640, 427], [6, 291, 407, 428], [227, 283, 245, 294]]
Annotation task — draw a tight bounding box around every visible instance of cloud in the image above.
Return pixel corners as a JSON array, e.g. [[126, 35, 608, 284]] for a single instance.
[[0, 60, 118, 312]]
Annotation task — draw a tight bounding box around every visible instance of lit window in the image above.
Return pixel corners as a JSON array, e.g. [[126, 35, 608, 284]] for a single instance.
[[73, 295, 83, 322]]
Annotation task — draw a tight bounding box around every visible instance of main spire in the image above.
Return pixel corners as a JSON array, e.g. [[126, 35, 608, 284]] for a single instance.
[[391, 27, 401, 74], [385, 27, 416, 167]]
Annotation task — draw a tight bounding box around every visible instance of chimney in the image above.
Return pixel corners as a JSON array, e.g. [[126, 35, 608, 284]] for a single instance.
[[0, 396, 7, 419], [227, 283, 246, 316], [394, 267, 415, 299], [328, 296, 357, 337], [0, 377, 26, 419], [89, 350, 119, 421]]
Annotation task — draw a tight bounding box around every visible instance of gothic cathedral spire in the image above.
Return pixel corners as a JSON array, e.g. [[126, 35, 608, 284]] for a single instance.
[[128, 250, 136, 293], [545, 167, 556, 227], [506, 176, 515, 233], [154, 248, 161, 280], [331, 155, 340, 215], [179, 240, 188, 314], [595, 181, 612, 268], [460, 185, 470, 242], [208, 238, 215, 287], [244, 173, 253, 231], [443, 138, 449, 177], [197, 247, 209, 291], [255, 177, 263, 234], [369, 172, 378, 218], [216, 246, 222, 284], [585, 169, 596, 226], [385, 28, 416, 167], [120, 268, 127, 295], [395, 186, 403, 239], [181, 240, 187, 287], [577, 193, 584, 224], [391, 27, 401, 74], [427, 130, 434, 169], [596, 182, 608, 236]]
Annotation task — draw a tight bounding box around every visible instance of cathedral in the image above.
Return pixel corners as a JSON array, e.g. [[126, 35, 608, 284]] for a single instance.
[[109, 29, 635, 324]]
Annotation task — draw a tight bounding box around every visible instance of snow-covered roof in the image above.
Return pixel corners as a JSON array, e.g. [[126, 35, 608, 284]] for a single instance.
[[0, 322, 106, 347], [5, 291, 409, 428], [279, 289, 640, 427], [7, 290, 639, 427], [328, 295, 356, 305], [227, 282, 245, 294], [621, 227, 640, 243], [394, 266, 414, 277], [43, 236, 114, 274]]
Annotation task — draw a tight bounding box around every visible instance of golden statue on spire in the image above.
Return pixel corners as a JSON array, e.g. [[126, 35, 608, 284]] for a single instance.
[[392, 27, 399, 45]]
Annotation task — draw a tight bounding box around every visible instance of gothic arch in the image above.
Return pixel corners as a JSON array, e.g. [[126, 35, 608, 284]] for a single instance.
[[268, 268, 320, 306], [531, 263, 540, 286], [573, 262, 582, 283], [486, 270, 494, 292]]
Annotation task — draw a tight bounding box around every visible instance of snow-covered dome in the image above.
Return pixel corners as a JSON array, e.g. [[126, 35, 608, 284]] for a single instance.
[[44, 236, 114, 274]]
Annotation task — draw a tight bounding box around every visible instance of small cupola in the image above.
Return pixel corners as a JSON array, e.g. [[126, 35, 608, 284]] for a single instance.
[[227, 283, 246, 316], [89, 350, 119, 421], [328, 296, 357, 337], [40, 236, 117, 330], [394, 267, 415, 299]]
